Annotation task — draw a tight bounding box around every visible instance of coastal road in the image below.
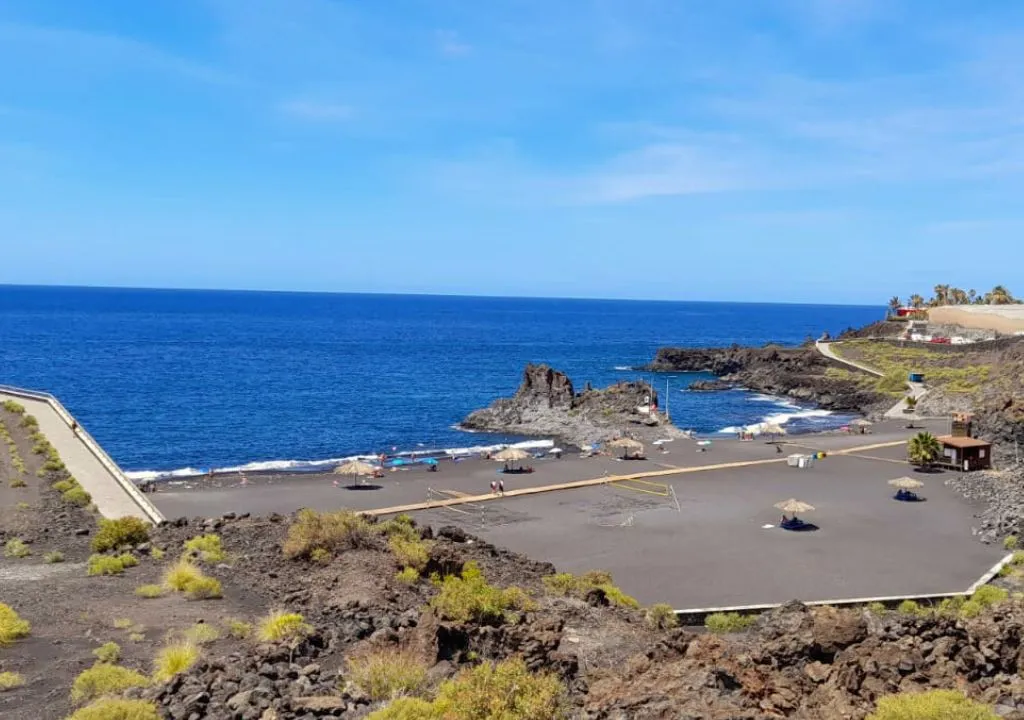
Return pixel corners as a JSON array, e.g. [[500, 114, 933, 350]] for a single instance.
[[0, 388, 163, 523]]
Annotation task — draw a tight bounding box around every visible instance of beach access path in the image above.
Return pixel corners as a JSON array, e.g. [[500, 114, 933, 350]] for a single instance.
[[816, 341, 931, 419], [0, 388, 163, 523]]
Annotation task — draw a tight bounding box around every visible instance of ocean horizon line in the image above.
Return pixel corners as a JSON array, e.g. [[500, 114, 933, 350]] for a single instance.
[[0, 282, 885, 310]]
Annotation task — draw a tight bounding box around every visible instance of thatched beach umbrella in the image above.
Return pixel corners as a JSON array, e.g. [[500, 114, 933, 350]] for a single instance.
[[334, 460, 378, 479], [608, 437, 644, 458], [493, 447, 530, 463], [763, 423, 786, 441], [888, 477, 924, 490], [774, 499, 815, 514]]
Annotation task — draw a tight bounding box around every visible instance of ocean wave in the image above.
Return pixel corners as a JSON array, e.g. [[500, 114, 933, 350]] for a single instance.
[[716, 408, 834, 434], [125, 439, 556, 481], [613, 365, 632, 371]]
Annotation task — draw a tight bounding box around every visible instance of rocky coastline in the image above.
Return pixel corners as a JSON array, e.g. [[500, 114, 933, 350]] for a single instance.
[[461, 364, 684, 448], [646, 344, 890, 415]]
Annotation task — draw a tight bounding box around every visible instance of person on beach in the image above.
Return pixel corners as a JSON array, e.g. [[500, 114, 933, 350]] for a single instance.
[[498, 479, 505, 495], [490, 480, 498, 494], [71, 420, 78, 433]]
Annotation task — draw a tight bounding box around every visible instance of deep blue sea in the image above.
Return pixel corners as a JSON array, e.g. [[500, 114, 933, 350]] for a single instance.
[[0, 286, 883, 478]]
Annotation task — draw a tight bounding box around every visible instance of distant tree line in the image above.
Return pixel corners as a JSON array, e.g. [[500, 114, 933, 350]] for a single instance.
[[888, 285, 1019, 313]]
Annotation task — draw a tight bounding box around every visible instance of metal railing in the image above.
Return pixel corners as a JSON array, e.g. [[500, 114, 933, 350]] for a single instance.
[[0, 384, 164, 523]]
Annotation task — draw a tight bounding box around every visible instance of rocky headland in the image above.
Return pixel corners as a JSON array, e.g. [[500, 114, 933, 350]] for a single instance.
[[646, 344, 890, 415], [461, 363, 684, 447]]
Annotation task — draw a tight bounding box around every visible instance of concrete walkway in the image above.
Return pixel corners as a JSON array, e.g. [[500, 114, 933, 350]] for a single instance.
[[0, 388, 163, 523], [816, 340, 884, 376], [816, 342, 932, 420]]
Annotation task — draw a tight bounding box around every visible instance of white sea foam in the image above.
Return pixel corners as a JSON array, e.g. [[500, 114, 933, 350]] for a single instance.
[[613, 365, 632, 371], [716, 405, 834, 434], [126, 439, 556, 481]]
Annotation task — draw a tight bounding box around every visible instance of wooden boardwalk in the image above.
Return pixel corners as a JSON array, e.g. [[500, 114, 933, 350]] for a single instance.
[[362, 440, 906, 517]]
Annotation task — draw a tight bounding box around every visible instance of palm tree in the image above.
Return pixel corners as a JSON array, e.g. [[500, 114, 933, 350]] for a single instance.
[[907, 431, 942, 469], [932, 284, 951, 306], [968, 288, 977, 304], [908, 294, 925, 309], [888, 296, 902, 316], [987, 285, 1016, 305], [949, 288, 969, 305]]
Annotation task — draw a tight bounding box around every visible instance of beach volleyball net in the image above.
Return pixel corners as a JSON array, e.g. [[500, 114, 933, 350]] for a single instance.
[[595, 479, 681, 526], [425, 487, 487, 528]]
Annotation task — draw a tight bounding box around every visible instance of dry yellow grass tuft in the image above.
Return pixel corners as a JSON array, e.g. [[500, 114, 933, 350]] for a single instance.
[[67, 698, 161, 720], [0, 603, 31, 646], [71, 664, 150, 704], [347, 648, 430, 701], [256, 610, 311, 643], [152, 641, 200, 683]]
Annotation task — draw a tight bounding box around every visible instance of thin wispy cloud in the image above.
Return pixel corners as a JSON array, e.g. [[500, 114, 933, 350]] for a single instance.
[[436, 30, 471, 57], [0, 21, 239, 86]]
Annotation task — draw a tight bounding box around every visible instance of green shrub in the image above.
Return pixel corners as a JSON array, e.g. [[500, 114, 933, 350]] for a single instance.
[[897, 600, 923, 616], [970, 585, 1008, 609], [184, 575, 223, 600], [43, 550, 64, 564], [0, 603, 31, 645], [87, 553, 137, 576], [135, 584, 164, 599], [43, 457, 66, 473], [867, 689, 998, 720], [92, 517, 150, 553], [19, 414, 38, 428], [93, 641, 122, 664], [183, 534, 227, 564], [380, 515, 419, 542], [389, 536, 430, 572], [9, 476, 26, 488], [541, 570, 639, 608], [112, 618, 134, 630], [2, 400, 25, 414], [71, 664, 149, 703], [1004, 535, 1019, 550], [162, 558, 209, 593], [282, 508, 376, 560], [256, 610, 311, 643], [396, 567, 420, 585], [430, 562, 534, 624], [128, 633, 146, 644], [4, 539, 31, 558], [183, 623, 219, 645], [31, 441, 50, 455], [1012, 551, 1024, 566], [937, 596, 965, 617], [0, 671, 25, 691], [876, 371, 909, 395], [705, 612, 755, 633], [52, 479, 76, 493], [68, 698, 161, 720], [347, 648, 430, 701], [366, 697, 437, 719], [15, 502, 30, 510], [959, 600, 985, 619], [226, 619, 252, 639], [310, 548, 332, 564], [150, 547, 165, 561], [645, 603, 679, 630], [64, 485, 93, 507], [152, 641, 200, 682], [867, 602, 888, 616], [432, 657, 568, 719]]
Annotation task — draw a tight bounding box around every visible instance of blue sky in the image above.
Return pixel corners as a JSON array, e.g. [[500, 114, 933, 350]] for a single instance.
[[1, 1, 1022, 304]]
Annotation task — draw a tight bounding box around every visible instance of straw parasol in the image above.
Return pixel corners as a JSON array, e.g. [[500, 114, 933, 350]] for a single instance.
[[334, 460, 379, 484], [774, 498, 815, 514], [493, 447, 531, 463], [607, 437, 644, 457], [888, 476, 924, 490]]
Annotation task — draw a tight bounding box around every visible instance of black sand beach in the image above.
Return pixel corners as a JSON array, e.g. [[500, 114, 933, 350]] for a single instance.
[[148, 418, 1003, 609]]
